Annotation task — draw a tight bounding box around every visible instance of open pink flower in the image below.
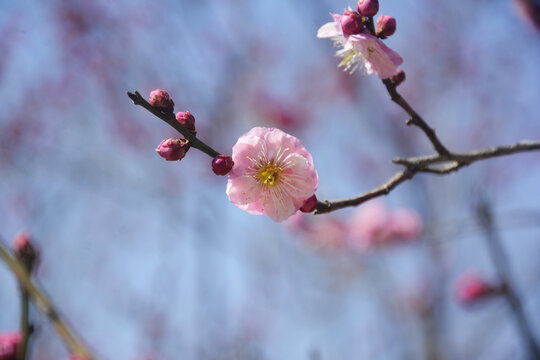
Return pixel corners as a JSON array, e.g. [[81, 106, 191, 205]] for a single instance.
[[317, 12, 403, 78], [226, 127, 318, 222]]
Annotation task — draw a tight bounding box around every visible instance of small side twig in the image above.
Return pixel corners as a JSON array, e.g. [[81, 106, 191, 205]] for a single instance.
[[476, 201, 540, 360], [382, 79, 450, 156], [127, 91, 221, 158], [0, 239, 93, 360]]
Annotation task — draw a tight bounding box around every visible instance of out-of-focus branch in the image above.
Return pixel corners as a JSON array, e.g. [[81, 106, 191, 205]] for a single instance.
[[382, 79, 450, 156], [127, 91, 221, 158], [0, 238, 93, 360], [476, 201, 540, 360], [16, 289, 30, 360], [316, 141, 540, 214]]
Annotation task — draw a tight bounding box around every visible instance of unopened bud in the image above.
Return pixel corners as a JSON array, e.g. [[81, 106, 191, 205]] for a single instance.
[[376, 15, 396, 37], [357, 0, 379, 17], [12, 231, 38, 272], [340, 11, 364, 36], [156, 138, 189, 161], [176, 111, 196, 134], [149, 89, 175, 113], [391, 70, 406, 86], [0, 332, 22, 360], [300, 195, 318, 213], [212, 155, 234, 176]]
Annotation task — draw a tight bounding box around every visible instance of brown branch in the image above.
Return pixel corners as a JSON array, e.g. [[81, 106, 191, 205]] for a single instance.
[[393, 141, 540, 168], [0, 238, 94, 360], [127, 91, 221, 158], [316, 140, 540, 214], [315, 169, 415, 214], [382, 79, 450, 156]]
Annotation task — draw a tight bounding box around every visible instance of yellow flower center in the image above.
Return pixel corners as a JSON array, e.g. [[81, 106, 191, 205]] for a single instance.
[[259, 165, 282, 186]]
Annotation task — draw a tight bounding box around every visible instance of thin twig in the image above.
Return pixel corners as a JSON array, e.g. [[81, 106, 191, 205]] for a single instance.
[[316, 140, 540, 214], [382, 79, 450, 156], [393, 141, 540, 167], [0, 239, 93, 360], [127, 91, 221, 158], [315, 169, 415, 214], [476, 201, 540, 360]]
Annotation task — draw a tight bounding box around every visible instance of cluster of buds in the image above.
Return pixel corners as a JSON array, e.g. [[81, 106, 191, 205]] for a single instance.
[[454, 271, 503, 307], [150, 90, 234, 176], [337, 0, 396, 39]]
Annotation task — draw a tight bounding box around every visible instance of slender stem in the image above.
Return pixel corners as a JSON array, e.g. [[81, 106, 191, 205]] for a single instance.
[[382, 79, 450, 156], [477, 202, 540, 360], [315, 169, 415, 214], [127, 91, 221, 158], [0, 239, 93, 360], [16, 289, 31, 360]]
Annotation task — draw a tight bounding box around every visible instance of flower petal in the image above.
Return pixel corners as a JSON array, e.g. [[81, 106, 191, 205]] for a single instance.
[[317, 21, 341, 38], [349, 33, 403, 79], [226, 175, 260, 205]]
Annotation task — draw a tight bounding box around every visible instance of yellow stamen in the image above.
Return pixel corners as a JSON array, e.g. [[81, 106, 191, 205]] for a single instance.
[[259, 166, 281, 186]]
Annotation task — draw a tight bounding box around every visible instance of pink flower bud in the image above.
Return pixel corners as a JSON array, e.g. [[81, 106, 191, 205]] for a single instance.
[[175, 111, 196, 134], [391, 70, 406, 86], [340, 11, 364, 36], [300, 194, 318, 213], [357, 0, 379, 17], [212, 155, 234, 176], [12, 231, 38, 272], [12, 231, 31, 253], [0, 332, 22, 360], [149, 89, 175, 113], [455, 272, 500, 306], [155, 138, 188, 161], [376, 14, 396, 37]]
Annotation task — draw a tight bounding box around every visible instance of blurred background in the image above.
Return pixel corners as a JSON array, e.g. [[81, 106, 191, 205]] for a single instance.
[[1, 0, 540, 359]]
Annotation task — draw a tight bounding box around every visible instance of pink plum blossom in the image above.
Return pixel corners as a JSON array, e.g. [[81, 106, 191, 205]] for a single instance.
[[226, 127, 318, 222], [347, 200, 422, 250], [317, 13, 403, 78]]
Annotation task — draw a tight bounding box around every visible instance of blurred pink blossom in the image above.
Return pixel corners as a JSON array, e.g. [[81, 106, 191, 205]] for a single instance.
[[317, 13, 402, 77], [306, 217, 347, 250], [226, 127, 318, 222], [0, 332, 21, 360], [347, 201, 422, 250], [454, 271, 500, 306]]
